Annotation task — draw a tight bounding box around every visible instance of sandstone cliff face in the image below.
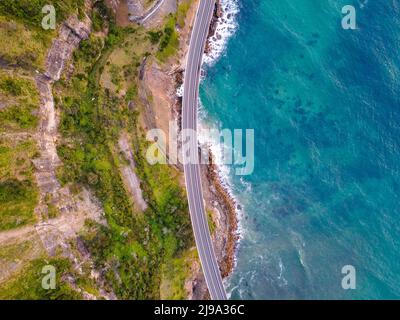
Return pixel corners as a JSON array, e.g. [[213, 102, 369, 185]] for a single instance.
[[32, 11, 115, 299], [34, 15, 91, 210], [44, 17, 91, 82]]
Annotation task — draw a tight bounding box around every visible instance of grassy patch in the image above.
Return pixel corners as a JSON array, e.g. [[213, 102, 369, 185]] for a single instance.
[[125, 84, 138, 103], [0, 257, 83, 299], [0, 234, 45, 284], [0, 70, 39, 131], [0, 104, 38, 131], [156, 15, 179, 62], [176, 0, 193, 28], [0, 239, 34, 263], [0, 16, 53, 70], [100, 27, 150, 96], [0, 0, 84, 27], [0, 137, 38, 181], [160, 249, 197, 299], [0, 0, 92, 74], [0, 138, 39, 231], [207, 209, 216, 234], [0, 0, 85, 70], [0, 180, 38, 231], [54, 8, 195, 298]]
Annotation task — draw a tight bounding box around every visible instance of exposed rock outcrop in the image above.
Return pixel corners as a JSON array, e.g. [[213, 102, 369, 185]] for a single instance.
[[34, 15, 91, 204], [118, 133, 148, 212], [44, 17, 91, 82], [31, 8, 116, 299]]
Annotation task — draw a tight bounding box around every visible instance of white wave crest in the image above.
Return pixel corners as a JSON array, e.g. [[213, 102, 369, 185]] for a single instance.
[[198, 100, 247, 256], [203, 0, 240, 65]]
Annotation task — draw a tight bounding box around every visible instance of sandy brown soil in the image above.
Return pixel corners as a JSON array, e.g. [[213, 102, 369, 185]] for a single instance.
[[106, 0, 131, 27], [0, 231, 44, 284]]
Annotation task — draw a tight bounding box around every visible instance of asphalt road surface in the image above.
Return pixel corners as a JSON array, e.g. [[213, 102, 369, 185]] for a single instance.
[[182, 0, 227, 300]]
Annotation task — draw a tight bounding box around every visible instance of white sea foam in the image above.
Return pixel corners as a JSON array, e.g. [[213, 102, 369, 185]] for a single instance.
[[178, 0, 239, 94], [176, 83, 184, 97], [197, 1, 243, 276], [177, 0, 244, 276], [203, 0, 240, 66], [198, 99, 247, 258]]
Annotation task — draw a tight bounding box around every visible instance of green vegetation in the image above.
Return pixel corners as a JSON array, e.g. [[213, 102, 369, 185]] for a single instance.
[[207, 209, 216, 234], [109, 64, 123, 88], [0, 0, 84, 27], [0, 0, 44, 234], [0, 15, 52, 69], [176, 0, 193, 28], [160, 249, 197, 299], [0, 235, 45, 285], [0, 77, 24, 96], [0, 239, 35, 263], [125, 84, 138, 103], [0, 105, 38, 130], [156, 15, 179, 62], [0, 180, 38, 231], [53, 7, 194, 298], [0, 258, 83, 299], [0, 71, 39, 131], [99, 26, 150, 96], [91, 1, 108, 32], [0, 138, 39, 231], [0, 1, 84, 70], [148, 30, 163, 45], [0, 0, 199, 299]]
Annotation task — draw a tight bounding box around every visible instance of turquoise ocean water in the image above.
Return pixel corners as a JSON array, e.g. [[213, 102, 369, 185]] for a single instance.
[[200, 0, 400, 299]]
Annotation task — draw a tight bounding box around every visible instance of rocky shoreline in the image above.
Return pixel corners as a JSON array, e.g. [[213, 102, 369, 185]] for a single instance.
[[142, 0, 238, 299], [59, 0, 238, 300], [74, 0, 239, 300], [205, 0, 223, 55], [0, 0, 236, 300], [184, 0, 239, 299]]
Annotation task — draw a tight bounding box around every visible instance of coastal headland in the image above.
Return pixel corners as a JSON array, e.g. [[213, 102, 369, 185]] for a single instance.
[[0, 0, 237, 300]]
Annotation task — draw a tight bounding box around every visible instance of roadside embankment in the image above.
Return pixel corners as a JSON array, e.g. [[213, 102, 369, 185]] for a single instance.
[[140, 0, 238, 299]]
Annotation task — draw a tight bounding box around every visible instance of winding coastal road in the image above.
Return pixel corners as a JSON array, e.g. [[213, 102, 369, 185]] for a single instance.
[[130, 0, 165, 24], [182, 0, 227, 300]]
